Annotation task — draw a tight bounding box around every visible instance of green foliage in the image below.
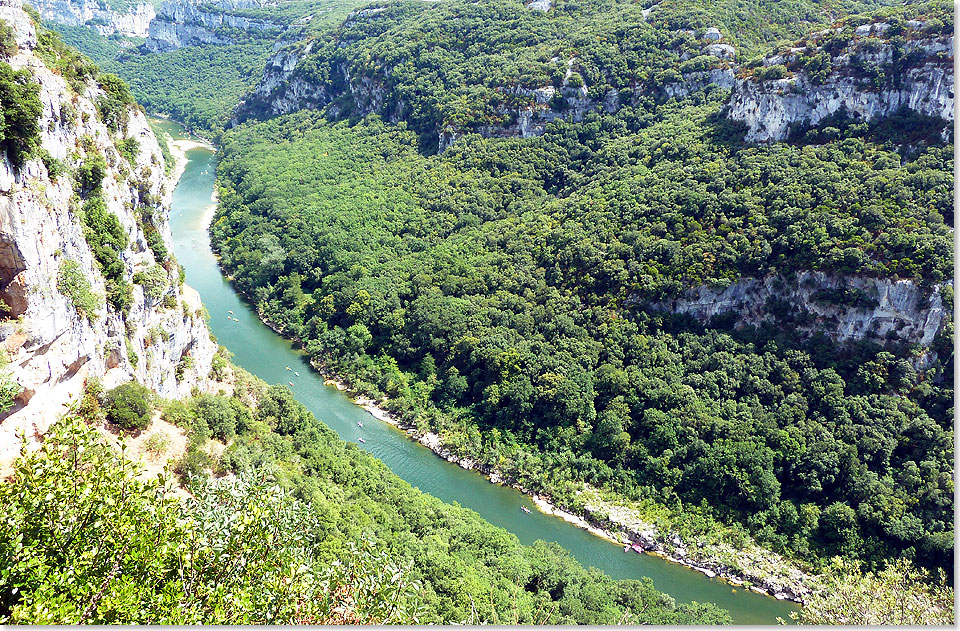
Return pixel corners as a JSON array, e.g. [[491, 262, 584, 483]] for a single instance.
[[34, 26, 100, 95], [132, 263, 167, 300], [74, 152, 107, 195], [0, 373, 21, 415], [0, 417, 426, 623], [79, 195, 133, 313], [209, 346, 231, 381], [788, 556, 953, 624], [0, 20, 16, 56], [38, 149, 66, 180], [115, 137, 138, 164], [189, 393, 249, 442], [0, 61, 41, 167], [104, 381, 153, 430], [214, 88, 953, 575], [56, 259, 103, 319], [109, 43, 273, 139], [205, 379, 731, 624]]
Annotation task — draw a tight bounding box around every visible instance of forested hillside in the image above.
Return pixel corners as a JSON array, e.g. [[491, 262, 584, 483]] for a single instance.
[[49, 0, 373, 138], [0, 371, 728, 624], [211, 0, 954, 588], [0, 8, 733, 623]]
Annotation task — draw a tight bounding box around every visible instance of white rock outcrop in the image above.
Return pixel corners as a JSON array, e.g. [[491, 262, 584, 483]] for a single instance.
[[145, 0, 278, 51], [642, 271, 949, 349], [728, 24, 954, 141], [0, 0, 216, 463], [31, 0, 155, 37]]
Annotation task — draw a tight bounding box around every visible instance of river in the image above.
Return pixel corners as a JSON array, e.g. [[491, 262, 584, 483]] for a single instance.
[[156, 117, 800, 625]]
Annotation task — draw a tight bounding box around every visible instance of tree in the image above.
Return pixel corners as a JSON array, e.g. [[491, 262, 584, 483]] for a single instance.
[[788, 557, 954, 625], [105, 381, 152, 430]]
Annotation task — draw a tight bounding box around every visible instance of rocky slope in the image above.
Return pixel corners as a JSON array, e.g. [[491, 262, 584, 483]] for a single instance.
[[31, 0, 155, 38], [144, 0, 278, 51], [728, 19, 954, 141], [0, 0, 216, 466], [235, 12, 953, 149], [230, 13, 743, 143]]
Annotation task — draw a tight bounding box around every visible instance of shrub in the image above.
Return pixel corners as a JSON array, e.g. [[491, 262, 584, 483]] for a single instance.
[[0, 373, 21, 415], [116, 137, 139, 165], [0, 61, 41, 167], [133, 263, 167, 300], [189, 394, 240, 442], [38, 149, 66, 180], [756, 64, 789, 81], [56, 260, 103, 319], [143, 431, 170, 459], [104, 381, 153, 430]]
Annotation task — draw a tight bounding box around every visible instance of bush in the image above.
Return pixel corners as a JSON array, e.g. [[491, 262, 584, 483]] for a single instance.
[[133, 263, 167, 300], [0, 373, 21, 415], [189, 394, 238, 442], [0, 61, 41, 167], [56, 260, 103, 320], [104, 381, 153, 430]]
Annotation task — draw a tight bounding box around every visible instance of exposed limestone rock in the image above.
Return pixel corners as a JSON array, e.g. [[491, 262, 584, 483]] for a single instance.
[[639, 271, 949, 349], [0, 2, 216, 465], [728, 24, 953, 141], [145, 0, 278, 51], [0, 0, 35, 48], [526, 0, 551, 11], [703, 43, 735, 60], [703, 27, 722, 41], [31, 0, 154, 37]]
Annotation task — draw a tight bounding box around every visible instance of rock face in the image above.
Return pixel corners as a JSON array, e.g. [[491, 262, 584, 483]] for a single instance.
[[641, 271, 949, 349], [31, 0, 155, 38], [0, 0, 216, 454], [145, 0, 278, 51], [728, 22, 954, 141]]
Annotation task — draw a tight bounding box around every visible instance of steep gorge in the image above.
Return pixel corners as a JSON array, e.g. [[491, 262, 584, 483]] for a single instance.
[[0, 0, 216, 470]]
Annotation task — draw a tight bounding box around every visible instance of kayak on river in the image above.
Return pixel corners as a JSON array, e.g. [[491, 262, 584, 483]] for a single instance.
[[520, 506, 531, 514]]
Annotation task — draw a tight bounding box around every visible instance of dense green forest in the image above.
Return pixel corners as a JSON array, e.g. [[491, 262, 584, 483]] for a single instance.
[[211, 0, 954, 578], [49, 0, 373, 138], [26, 0, 956, 616], [0, 374, 728, 624]]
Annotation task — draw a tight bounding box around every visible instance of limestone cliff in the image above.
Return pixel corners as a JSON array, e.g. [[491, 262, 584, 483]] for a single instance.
[[145, 0, 278, 51], [31, 0, 155, 38], [728, 20, 954, 142], [0, 0, 216, 460], [640, 271, 950, 358]]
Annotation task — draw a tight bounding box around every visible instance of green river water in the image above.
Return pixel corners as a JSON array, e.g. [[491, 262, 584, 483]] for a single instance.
[[157, 117, 800, 625]]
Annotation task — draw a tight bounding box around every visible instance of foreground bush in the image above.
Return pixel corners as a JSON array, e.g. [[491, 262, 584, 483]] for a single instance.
[[104, 381, 152, 430], [0, 417, 423, 623]]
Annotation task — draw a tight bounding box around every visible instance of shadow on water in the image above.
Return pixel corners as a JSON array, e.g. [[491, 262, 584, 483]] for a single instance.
[[158, 117, 800, 625]]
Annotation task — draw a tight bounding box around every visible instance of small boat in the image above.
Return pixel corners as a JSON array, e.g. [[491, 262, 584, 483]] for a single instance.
[[285, 366, 291, 371], [294, 371, 300, 377], [358, 438, 366, 443], [228, 310, 234, 314], [631, 544, 644, 554], [357, 421, 363, 427], [288, 381, 294, 386], [624, 545, 630, 552], [520, 506, 531, 514]]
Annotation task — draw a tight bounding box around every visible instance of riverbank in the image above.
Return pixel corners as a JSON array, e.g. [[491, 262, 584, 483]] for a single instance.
[[189, 123, 811, 608], [346, 376, 812, 603], [249, 299, 813, 602]]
